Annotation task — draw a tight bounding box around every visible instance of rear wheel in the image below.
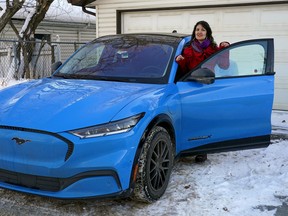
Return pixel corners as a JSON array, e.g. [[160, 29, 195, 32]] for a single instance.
[[133, 126, 174, 202]]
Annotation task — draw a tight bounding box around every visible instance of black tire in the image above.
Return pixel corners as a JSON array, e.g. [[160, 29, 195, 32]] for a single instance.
[[133, 126, 174, 203]]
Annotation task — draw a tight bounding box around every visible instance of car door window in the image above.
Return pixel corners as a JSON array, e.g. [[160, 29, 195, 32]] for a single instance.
[[201, 42, 268, 78]]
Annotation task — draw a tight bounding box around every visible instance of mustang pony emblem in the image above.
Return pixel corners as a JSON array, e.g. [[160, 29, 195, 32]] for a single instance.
[[12, 137, 31, 145]]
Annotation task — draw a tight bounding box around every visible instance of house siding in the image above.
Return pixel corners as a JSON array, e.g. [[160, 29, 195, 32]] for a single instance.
[[93, 0, 286, 37], [0, 20, 96, 43], [0, 20, 97, 71]]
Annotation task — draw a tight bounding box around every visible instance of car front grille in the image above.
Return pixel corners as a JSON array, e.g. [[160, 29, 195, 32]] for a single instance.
[[0, 168, 122, 192], [0, 168, 62, 191], [0, 125, 74, 161]]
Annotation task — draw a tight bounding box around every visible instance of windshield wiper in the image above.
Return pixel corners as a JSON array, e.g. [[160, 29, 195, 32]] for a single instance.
[[53, 73, 89, 80], [53, 73, 135, 82], [91, 76, 135, 82]]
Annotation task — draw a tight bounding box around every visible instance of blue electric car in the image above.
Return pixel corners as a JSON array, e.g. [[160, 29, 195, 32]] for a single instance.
[[0, 33, 274, 202]]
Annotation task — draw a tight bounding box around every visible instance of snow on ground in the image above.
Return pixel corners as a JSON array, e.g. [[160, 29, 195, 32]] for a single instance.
[[0, 80, 287, 216]]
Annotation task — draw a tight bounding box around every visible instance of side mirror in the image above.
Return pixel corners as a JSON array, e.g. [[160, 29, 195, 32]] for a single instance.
[[51, 61, 62, 73], [186, 68, 215, 84]]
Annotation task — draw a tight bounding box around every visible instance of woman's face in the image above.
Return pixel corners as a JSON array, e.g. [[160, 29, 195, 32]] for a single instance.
[[195, 24, 207, 42]]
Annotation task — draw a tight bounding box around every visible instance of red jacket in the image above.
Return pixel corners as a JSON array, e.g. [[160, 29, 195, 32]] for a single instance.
[[176, 42, 228, 77]]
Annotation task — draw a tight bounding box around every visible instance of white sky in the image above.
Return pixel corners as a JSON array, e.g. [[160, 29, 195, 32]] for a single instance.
[[0, 0, 95, 24]]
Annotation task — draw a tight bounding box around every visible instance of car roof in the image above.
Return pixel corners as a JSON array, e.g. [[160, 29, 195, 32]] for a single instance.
[[94, 33, 190, 46], [99, 32, 190, 39], [116, 32, 190, 39]]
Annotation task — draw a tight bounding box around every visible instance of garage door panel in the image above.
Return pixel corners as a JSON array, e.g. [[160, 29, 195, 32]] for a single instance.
[[275, 64, 288, 77], [222, 10, 255, 27], [273, 63, 287, 110], [187, 11, 217, 29], [274, 36, 288, 53], [275, 52, 288, 63], [213, 32, 254, 45], [274, 88, 288, 110], [157, 13, 185, 32], [275, 82, 288, 89], [123, 13, 154, 32], [260, 7, 288, 26]]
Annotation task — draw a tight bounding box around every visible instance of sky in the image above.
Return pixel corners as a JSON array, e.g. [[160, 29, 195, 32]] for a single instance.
[[0, 80, 287, 216], [0, 0, 95, 24]]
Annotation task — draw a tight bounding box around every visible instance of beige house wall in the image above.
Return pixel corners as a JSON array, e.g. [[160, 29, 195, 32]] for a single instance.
[[0, 20, 96, 43], [92, 0, 286, 37]]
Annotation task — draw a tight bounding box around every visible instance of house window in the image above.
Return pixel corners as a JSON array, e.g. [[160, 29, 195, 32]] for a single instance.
[[34, 34, 51, 42]]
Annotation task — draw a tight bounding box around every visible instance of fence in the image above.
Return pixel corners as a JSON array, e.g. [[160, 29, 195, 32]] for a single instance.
[[0, 39, 86, 84]]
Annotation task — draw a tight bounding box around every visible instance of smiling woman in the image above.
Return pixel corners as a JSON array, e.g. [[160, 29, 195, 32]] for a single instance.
[[176, 20, 229, 78]]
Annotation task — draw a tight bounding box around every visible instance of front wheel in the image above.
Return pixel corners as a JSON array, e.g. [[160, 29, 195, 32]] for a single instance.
[[133, 126, 174, 202]]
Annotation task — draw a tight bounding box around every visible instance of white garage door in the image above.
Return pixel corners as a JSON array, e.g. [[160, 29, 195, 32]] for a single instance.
[[122, 4, 288, 110]]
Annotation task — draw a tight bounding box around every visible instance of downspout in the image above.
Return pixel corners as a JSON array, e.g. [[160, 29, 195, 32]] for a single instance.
[[82, 6, 96, 16], [82, 0, 96, 16], [78, 0, 97, 37]]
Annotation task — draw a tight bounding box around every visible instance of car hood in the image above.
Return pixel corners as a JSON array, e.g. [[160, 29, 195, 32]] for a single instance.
[[0, 78, 165, 132]]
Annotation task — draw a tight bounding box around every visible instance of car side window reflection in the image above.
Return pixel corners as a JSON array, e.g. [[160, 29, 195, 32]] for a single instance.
[[202, 44, 266, 78]]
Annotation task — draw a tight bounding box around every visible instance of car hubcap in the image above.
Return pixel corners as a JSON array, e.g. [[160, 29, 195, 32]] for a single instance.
[[149, 139, 170, 190]]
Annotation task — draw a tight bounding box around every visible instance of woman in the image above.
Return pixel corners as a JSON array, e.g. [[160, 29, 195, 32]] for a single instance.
[[176, 20, 229, 163], [176, 20, 229, 76]]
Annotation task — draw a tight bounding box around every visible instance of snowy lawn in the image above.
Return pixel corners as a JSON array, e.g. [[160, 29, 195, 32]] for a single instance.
[[0, 80, 287, 216]]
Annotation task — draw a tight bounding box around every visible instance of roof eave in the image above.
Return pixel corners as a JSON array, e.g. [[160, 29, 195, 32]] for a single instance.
[[67, 0, 95, 8], [67, 0, 96, 16]]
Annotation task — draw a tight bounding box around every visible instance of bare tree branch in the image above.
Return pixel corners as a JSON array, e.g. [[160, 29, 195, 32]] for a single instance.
[[8, 19, 20, 40], [20, 0, 54, 40], [0, 0, 26, 33], [5, 0, 55, 79]]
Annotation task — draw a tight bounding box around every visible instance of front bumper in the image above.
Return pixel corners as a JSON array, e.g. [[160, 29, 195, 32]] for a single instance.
[[0, 169, 124, 199], [0, 126, 141, 198]]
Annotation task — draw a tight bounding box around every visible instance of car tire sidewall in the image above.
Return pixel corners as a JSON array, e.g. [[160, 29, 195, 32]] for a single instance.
[[134, 126, 174, 202]]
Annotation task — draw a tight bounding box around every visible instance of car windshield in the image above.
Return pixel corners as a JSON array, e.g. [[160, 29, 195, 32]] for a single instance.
[[53, 35, 178, 84]]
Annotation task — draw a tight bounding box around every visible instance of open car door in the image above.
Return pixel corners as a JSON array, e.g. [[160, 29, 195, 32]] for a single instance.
[[176, 38, 275, 155]]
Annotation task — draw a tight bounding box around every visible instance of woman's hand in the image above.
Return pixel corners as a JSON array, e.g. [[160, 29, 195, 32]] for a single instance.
[[220, 42, 230, 48], [176, 55, 185, 62]]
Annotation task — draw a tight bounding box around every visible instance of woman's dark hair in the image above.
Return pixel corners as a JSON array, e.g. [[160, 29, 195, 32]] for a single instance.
[[190, 20, 216, 46]]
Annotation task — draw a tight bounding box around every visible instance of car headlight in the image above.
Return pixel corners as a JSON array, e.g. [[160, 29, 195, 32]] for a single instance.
[[69, 113, 145, 139]]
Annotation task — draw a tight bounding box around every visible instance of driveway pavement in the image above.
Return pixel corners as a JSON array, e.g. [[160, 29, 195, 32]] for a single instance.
[[267, 124, 288, 216]]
